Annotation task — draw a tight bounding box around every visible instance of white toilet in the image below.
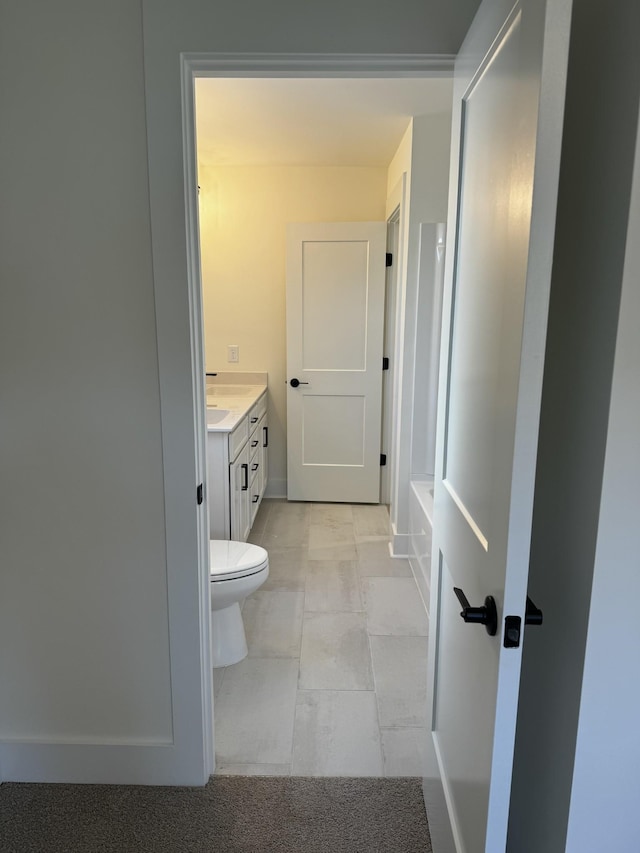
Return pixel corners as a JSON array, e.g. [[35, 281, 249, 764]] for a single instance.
[[209, 539, 269, 668]]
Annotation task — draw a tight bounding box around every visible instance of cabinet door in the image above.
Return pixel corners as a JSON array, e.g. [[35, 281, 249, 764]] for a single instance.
[[261, 415, 269, 496], [230, 442, 250, 542]]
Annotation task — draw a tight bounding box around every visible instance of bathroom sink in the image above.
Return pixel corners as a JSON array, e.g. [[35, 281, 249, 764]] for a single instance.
[[206, 408, 230, 426]]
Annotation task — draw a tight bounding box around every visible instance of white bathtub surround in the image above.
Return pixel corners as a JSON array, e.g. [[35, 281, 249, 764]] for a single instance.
[[408, 479, 434, 619]]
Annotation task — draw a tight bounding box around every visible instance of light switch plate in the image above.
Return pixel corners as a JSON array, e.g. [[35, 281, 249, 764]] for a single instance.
[[227, 345, 239, 363]]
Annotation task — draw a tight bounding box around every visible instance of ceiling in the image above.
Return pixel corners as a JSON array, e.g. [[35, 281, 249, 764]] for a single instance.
[[195, 77, 453, 168]]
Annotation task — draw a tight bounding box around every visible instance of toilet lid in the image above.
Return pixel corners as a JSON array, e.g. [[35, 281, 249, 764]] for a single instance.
[[210, 540, 269, 580]]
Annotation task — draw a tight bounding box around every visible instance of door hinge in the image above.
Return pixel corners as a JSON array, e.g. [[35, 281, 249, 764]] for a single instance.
[[386, 252, 393, 267], [380, 454, 387, 466], [196, 483, 204, 505], [382, 356, 389, 371]]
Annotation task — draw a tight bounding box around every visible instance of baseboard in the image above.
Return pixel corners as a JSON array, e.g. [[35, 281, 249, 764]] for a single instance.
[[264, 478, 286, 499], [0, 741, 208, 786], [390, 522, 410, 558], [423, 772, 457, 853]]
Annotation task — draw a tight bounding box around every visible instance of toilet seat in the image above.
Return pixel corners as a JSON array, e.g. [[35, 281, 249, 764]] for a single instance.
[[209, 540, 269, 581]]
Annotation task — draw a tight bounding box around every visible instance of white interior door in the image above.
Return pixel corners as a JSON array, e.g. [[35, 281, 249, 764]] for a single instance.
[[286, 222, 386, 503], [428, 0, 573, 850]]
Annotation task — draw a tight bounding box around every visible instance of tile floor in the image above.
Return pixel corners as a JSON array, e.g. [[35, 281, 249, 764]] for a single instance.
[[213, 499, 430, 777]]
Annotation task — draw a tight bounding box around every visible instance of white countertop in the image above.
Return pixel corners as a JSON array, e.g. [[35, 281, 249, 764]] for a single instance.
[[206, 384, 267, 433]]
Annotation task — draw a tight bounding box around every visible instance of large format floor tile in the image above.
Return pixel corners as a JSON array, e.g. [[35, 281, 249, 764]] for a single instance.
[[214, 500, 432, 778], [308, 542, 359, 561], [307, 523, 360, 559], [243, 590, 304, 658], [299, 612, 373, 690], [304, 560, 362, 612], [292, 690, 383, 776], [352, 504, 391, 541], [261, 502, 310, 548], [250, 500, 272, 533], [215, 658, 299, 765], [308, 521, 355, 548], [310, 503, 354, 525], [363, 578, 429, 636], [213, 667, 226, 697], [357, 540, 413, 577], [370, 635, 428, 727], [381, 727, 429, 777], [261, 547, 308, 591]]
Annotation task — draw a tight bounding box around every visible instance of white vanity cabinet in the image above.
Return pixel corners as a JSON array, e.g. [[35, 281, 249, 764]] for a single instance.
[[229, 440, 251, 542], [249, 413, 269, 526], [207, 390, 268, 542]]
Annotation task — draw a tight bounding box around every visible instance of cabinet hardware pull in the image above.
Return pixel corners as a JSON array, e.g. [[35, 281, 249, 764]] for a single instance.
[[251, 440, 259, 447], [252, 463, 259, 471], [251, 417, 259, 423], [252, 495, 260, 503], [263, 426, 268, 447], [241, 463, 249, 491]]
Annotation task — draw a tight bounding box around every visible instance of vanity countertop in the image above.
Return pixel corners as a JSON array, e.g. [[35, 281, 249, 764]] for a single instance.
[[206, 383, 267, 433]]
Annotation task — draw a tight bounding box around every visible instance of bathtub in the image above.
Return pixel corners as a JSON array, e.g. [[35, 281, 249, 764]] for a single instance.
[[409, 479, 434, 619]]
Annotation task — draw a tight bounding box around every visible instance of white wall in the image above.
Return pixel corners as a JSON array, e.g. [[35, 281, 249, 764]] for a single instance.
[[564, 101, 640, 853], [198, 165, 387, 496], [387, 113, 452, 555], [0, 0, 476, 785], [0, 1, 173, 759]]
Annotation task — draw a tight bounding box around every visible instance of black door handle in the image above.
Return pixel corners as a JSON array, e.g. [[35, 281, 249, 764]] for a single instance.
[[453, 587, 498, 636], [290, 378, 309, 388], [241, 463, 248, 491], [525, 596, 543, 626], [263, 426, 268, 447]]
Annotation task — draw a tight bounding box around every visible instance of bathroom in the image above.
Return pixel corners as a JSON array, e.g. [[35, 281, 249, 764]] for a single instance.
[[194, 76, 449, 776]]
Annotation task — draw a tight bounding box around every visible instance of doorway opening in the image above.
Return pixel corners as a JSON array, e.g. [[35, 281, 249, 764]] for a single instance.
[[182, 58, 453, 780]]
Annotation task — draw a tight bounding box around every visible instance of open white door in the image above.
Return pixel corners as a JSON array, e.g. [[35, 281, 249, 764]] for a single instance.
[[428, 0, 573, 850], [286, 222, 386, 503]]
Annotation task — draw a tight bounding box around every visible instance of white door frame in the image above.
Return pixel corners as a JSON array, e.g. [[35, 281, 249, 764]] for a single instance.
[[179, 52, 454, 778], [380, 193, 402, 506]]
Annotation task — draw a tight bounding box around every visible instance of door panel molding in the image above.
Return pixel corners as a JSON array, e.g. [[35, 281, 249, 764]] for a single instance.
[[426, 0, 573, 848], [286, 222, 386, 503]]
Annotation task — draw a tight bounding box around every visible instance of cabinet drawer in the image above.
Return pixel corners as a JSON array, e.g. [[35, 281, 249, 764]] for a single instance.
[[229, 416, 249, 462], [249, 393, 267, 433], [249, 434, 261, 459]]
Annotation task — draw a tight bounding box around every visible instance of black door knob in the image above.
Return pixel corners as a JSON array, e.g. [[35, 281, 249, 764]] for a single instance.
[[289, 378, 309, 388], [453, 587, 498, 636]]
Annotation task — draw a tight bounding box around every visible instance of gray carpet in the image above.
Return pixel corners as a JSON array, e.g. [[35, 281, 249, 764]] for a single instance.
[[1, 776, 432, 852]]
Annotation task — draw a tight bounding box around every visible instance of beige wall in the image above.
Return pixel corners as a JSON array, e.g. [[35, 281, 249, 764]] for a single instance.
[[387, 121, 413, 201], [198, 165, 388, 494]]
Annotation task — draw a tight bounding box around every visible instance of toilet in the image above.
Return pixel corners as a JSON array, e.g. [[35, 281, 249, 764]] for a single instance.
[[209, 539, 269, 668]]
